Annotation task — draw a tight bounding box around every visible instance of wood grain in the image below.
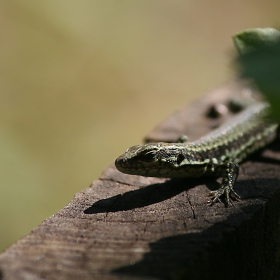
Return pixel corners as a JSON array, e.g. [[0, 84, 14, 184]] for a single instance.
[[0, 80, 280, 280]]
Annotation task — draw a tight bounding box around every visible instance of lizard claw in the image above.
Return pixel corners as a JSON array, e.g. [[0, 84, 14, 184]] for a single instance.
[[209, 186, 241, 206]]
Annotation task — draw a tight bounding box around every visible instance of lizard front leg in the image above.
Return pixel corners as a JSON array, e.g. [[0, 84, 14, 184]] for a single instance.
[[210, 162, 240, 205]]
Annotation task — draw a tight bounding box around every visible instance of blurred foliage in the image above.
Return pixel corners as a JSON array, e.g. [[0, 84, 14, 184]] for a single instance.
[[234, 28, 280, 54], [235, 28, 280, 119]]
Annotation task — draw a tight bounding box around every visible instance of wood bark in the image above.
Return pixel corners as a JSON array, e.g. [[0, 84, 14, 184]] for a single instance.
[[0, 80, 280, 280]]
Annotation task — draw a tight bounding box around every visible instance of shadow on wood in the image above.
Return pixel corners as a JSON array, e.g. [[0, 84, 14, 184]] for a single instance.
[[112, 192, 280, 279]]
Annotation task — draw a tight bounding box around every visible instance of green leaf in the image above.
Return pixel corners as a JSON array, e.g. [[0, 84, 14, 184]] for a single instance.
[[233, 28, 280, 55], [235, 28, 280, 120]]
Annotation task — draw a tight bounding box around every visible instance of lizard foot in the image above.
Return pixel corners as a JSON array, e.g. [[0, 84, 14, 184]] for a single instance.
[[209, 186, 241, 206]]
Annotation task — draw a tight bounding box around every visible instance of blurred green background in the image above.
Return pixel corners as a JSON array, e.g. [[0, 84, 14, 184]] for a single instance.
[[0, 1, 279, 252]]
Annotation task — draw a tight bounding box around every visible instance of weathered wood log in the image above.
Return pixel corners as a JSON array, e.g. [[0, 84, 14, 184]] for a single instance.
[[0, 80, 280, 280]]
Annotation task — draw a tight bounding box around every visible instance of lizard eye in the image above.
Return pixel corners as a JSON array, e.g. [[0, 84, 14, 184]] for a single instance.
[[137, 150, 157, 162]]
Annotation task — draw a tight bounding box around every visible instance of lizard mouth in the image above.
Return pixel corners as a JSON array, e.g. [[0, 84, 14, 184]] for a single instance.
[[115, 156, 144, 174], [115, 155, 160, 176]]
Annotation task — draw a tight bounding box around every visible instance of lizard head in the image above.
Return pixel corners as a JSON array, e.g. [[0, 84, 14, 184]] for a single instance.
[[115, 142, 183, 177]]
